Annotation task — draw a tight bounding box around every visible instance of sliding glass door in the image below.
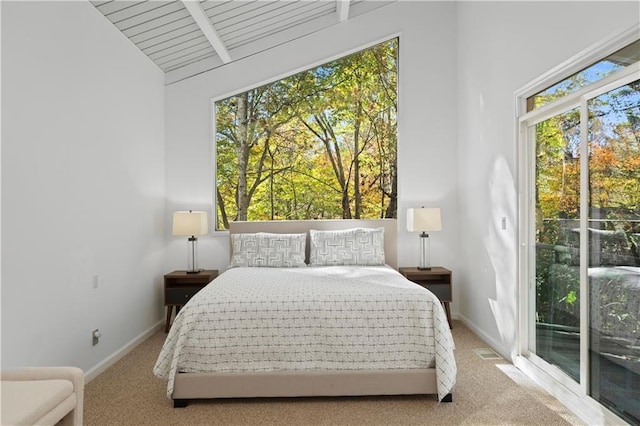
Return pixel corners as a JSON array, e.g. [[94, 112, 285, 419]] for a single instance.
[[523, 61, 639, 424], [533, 107, 581, 383], [587, 80, 640, 422]]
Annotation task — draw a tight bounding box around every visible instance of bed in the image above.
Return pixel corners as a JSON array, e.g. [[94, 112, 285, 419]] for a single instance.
[[153, 219, 457, 407]]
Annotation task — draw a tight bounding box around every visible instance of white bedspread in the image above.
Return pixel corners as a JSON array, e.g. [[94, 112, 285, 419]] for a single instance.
[[153, 266, 457, 401]]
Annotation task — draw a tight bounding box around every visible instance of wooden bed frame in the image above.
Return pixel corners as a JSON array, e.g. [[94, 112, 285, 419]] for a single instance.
[[171, 219, 450, 407]]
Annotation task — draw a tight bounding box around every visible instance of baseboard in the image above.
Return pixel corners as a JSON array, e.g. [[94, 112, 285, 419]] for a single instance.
[[456, 313, 512, 361], [84, 320, 163, 383]]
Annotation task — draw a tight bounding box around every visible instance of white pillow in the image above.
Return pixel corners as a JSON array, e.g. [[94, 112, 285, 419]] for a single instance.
[[230, 232, 307, 268], [309, 228, 385, 266]]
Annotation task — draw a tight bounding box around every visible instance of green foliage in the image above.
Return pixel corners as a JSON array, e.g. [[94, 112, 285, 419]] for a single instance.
[[535, 77, 640, 327], [215, 39, 398, 229]]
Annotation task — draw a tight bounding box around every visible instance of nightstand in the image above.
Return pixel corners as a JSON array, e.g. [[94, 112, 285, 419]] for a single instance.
[[399, 266, 453, 329], [164, 270, 218, 332]]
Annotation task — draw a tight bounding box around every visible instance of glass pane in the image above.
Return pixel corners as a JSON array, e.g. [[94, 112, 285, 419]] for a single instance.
[[588, 79, 640, 424], [527, 40, 640, 111], [214, 38, 398, 230], [534, 107, 581, 382]]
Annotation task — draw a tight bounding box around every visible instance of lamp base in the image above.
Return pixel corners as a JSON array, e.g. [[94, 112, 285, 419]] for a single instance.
[[418, 232, 432, 270], [185, 237, 203, 274]]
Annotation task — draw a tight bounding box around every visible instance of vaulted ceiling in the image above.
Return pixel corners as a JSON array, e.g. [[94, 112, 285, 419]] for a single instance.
[[91, 0, 395, 85]]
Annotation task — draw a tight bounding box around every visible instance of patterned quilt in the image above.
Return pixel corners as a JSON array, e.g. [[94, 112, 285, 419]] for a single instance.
[[153, 266, 457, 401]]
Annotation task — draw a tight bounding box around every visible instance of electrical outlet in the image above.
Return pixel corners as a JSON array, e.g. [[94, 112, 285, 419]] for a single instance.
[[92, 329, 101, 346], [501, 217, 507, 230]]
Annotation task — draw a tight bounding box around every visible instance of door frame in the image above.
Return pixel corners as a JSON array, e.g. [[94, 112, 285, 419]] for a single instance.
[[514, 24, 639, 424]]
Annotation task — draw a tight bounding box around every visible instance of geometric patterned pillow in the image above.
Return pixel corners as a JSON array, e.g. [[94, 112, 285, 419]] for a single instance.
[[309, 228, 385, 266], [229, 232, 307, 268]]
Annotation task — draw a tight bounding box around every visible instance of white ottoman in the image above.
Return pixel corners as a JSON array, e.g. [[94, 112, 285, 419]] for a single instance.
[[1, 367, 84, 426]]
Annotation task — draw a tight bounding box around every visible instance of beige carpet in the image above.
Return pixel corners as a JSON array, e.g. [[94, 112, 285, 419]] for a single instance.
[[84, 321, 585, 425]]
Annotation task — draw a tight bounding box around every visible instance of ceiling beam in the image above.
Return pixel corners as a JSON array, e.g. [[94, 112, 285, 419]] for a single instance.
[[181, 0, 232, 64], [337, 0, 350, 22]]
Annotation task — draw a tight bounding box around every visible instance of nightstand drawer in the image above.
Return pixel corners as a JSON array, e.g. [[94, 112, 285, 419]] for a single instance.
[[416, 282, 451, 301], [164, 270, 218, 332], [399, 266, 453, 328], [166, 287, 202, 305]]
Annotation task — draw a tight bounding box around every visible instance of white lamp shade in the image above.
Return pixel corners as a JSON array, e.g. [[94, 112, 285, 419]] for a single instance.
[[172, 211, 208, 236], [407, 207, 442, 232]]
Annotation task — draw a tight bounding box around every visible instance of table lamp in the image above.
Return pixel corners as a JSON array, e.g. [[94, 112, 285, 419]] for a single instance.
[[407, 207, 442, 270], [172, 210, 208, 273]]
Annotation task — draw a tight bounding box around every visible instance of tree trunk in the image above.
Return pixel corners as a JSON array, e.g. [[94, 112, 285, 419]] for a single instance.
[[216, 188, 229, 229], [354, 99, 362, 219], [269, 149, 275, 220], [236, 92, 250, 221], [306, 114, 352, 219], [384, 162, 397, 218]]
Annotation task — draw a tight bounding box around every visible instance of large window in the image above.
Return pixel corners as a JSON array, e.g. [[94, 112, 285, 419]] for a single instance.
[[527, 39, 640, 111], [214, 39, 398, 230], [519, 31, 639, 425]]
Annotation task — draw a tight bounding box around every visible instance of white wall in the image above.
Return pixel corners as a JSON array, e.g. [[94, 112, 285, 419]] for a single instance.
[[1, 1, 166, 373], [3, 0, 634, 390], [456, 1, 640, 357], [165, 2, 461, 298]]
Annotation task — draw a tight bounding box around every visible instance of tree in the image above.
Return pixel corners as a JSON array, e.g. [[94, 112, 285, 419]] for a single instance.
[[215, 39, 398, 229]]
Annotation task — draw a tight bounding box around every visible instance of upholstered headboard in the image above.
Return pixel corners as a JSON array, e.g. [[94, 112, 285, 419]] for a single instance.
[[229, 219, 398, 270]]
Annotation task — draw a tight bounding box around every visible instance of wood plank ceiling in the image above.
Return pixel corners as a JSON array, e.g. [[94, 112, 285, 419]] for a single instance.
[[91, 0, 394, 85]]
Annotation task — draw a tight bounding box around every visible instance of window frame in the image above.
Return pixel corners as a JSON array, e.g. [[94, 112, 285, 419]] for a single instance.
[[210, 35, 400, 232]]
